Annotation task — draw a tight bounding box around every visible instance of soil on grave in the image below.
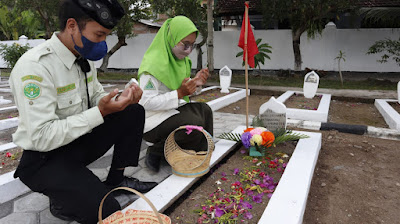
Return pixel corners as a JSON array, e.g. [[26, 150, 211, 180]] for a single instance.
[[166, 142, 297, 223], [166, 130, 400, 224], [0, 147, 22, 174], [389, 102, 400, 113], [284, 93, 322, 110], [190, 88, 239, 103], [216, 90, 389, 128]]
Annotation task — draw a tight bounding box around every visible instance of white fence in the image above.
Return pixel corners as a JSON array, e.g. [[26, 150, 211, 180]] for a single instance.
[[2, 25, 400, 72]]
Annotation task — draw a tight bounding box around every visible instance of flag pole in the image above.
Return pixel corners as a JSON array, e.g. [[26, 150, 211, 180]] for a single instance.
[[244, 1, 249, 128]]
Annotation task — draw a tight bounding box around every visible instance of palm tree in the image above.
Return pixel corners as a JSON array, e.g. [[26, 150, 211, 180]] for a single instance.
[[360, 7, 400, 27]]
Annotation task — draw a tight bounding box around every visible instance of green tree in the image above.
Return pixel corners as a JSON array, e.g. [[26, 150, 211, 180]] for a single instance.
[[0, 5, 44, 40], [335, 50, 346, 86], [0, 43, 31, 68], [1, 0, 59, 39], [367, 38, 400, 67], [260, 0, 355, 73], [149, 0, 208, 71], [99, 0, 151, 71], [236, 38, 272, 69], [360, 7, 400, 67], [360, 7, 400, 27], [0, 5, 20, 40], [19, 10, 45, 39]]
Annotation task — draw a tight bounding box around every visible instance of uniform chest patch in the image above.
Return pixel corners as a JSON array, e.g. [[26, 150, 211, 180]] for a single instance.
[[144, 79, 156, 90], [24, 83, 41, 100]]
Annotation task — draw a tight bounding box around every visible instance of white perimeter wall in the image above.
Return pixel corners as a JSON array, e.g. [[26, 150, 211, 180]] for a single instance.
[[2, 27, 399, 72]]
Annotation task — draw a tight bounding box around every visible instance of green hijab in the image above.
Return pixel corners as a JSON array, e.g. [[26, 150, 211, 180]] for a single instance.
[[138, 16, 198, 102]]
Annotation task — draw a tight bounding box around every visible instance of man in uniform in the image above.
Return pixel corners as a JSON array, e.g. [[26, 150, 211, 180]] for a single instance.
[[9, 0, 157, 223]]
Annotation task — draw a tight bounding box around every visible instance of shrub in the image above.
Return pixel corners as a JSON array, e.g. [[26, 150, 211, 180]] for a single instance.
[[0, 43, 31, 68]]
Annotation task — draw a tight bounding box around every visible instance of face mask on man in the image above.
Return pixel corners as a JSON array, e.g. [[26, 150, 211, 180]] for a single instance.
[[172, 41, 195, 60], [72, 29, 108, 61]]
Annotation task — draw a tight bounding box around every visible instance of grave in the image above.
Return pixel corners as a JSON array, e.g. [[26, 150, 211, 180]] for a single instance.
[[303, 71, 319, 98], [0, 96, 12, 105], [277, 71, 331, 122], [219, 65, 232, 94], [124, 125, 322, 224], [196, 86, 250, 111], [259, 97, 287, 131], [374, 81, 400, 131]]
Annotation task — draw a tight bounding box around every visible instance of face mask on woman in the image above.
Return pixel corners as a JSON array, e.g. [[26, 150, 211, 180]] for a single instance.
[[172, 41, 195, 60]]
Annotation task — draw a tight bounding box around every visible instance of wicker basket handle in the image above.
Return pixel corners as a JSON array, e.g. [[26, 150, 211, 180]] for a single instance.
[[98, 187, 164, 224]]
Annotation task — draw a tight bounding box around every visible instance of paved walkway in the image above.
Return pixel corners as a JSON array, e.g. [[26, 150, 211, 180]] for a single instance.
[[0, 112, 251, 224]]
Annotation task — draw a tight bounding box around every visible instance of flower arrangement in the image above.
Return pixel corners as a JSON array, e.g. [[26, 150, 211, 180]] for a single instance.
[[219, 127, 308, 156], [241, 127, 275, 156]]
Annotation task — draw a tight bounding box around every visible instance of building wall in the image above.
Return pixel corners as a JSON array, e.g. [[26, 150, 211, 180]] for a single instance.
[[2, 26, 400, 73]]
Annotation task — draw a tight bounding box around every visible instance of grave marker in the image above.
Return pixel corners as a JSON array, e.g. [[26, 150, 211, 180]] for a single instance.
[[219, 65, 232, 94], [259, 97, 287, 131], [303, 71, 319, 98], [398, 81, 400, 103]]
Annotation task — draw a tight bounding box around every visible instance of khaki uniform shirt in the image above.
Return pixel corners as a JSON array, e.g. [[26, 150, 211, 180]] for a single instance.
[[10, 33, 107, 152]]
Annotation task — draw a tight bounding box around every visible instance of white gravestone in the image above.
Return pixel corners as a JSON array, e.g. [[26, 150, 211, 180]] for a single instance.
[[259, 97, 287, 131], [303, 71, 320, 99], [398, 81, 400, 103], [219, 65, 232, 94], [0, 96, 11, 105]]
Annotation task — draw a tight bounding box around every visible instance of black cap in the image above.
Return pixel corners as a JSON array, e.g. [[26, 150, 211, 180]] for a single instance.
[[72, 0, 125, 29]]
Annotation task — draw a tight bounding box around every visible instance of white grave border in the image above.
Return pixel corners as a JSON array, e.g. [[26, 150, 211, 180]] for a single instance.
[[374, 99, 400, 131], [277, 91, 331, 122], [198, 86, 250, 111], [125, 125, 322, 224]]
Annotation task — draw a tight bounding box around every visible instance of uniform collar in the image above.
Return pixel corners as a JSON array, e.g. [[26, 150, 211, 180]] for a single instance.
[[49, 32, 78, 70]]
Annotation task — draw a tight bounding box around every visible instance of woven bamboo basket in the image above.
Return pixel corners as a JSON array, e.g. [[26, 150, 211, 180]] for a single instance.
[[98, 187, 171, 224], [164, 125, 214, 178]]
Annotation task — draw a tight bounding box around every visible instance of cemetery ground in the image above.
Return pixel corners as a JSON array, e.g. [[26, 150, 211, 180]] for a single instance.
[[1, 70, 400, 223]]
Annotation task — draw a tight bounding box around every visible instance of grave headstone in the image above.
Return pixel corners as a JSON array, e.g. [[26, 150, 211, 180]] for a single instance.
[[0, 96, 11, 105], [219, 65, 232, 93], [303, 71, 319, 99], [259, 97, 287, 131], [398, 81, 400, 103]]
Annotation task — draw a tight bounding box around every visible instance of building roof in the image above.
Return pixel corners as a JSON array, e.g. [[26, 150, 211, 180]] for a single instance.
[[138, 19, 163, 28], [215, 0, 400, 16], [359, 0, 400, 7], [216, 0, 262, 16]]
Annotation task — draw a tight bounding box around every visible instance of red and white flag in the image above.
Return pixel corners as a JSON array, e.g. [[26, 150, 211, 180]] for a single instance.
[[237, 3, 259, 68]]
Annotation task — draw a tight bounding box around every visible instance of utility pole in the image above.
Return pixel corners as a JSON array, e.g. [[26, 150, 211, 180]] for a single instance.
[[207, 0, 214, 73]]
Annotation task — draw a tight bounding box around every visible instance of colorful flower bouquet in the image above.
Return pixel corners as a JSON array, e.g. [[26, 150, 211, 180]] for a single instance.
[[219, 127, 309, 156], [241, 127, 275, 156]]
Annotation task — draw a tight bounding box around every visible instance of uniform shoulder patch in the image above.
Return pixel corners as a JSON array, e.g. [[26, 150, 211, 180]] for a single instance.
[[57, 83, 76, 94], [21, 75, 43, 82], [23, 83, 41, 100], [144, 79, 156, 90]]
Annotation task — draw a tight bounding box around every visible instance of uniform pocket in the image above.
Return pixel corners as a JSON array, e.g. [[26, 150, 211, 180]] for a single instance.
[[57, 92, 82, 109], [56, 92, 82, 119]]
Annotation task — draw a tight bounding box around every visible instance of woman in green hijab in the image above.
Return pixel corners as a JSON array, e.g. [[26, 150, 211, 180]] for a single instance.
[[137, 16, 213, 172]]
